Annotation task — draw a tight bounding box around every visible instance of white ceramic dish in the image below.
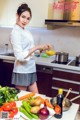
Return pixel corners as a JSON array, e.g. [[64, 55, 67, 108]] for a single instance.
[[17, 91, 55, 120]]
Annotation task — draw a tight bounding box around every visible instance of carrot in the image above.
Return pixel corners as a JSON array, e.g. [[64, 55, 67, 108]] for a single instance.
[[19, 92, 35, 100], [45, 99, 53, 108], [36, 96, 45, 104]]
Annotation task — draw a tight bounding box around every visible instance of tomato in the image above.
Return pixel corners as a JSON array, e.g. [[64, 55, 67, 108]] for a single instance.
[[10, 101, 16, 107], [9, 111, 14, 118], [12, 107, 18, 115], [3, 103, 12, 111], [0, 107, 3, 112], [54, 105, 61, 114]]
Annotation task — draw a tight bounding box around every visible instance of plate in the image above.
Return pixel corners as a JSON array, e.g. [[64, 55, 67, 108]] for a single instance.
[[16, 101, 55, 120], [16, 92, 55, 119], [20, 112, 54, 120], [14, 112, 20, 119], [20, 104, 55, 120]]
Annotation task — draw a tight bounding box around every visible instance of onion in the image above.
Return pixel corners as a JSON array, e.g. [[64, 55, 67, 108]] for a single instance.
[[38, 103, 49, 119]]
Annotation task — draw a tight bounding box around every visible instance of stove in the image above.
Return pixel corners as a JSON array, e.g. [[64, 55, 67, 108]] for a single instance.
[[51, 59, 71, 65], [51, 56, 80, 67]]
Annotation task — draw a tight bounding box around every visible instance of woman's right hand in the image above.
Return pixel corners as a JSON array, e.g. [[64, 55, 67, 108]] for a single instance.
[[36, 44, 52, 52]]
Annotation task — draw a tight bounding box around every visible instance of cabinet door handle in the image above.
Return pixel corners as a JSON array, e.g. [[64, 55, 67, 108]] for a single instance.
[[43, 67, 45, 70], [52, 77, 80, 85], [42, 67, 53, 73], [53, 68, 80, 74], [3, 60, 14, 63], [51, 86, 79, 94]]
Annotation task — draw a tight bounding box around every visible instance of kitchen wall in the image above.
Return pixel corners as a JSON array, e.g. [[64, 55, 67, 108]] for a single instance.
[[0, 0, 48, 27], [0, 26, 80, 57]]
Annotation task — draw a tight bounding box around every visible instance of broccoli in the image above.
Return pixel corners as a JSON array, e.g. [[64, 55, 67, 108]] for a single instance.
[[0, 86, 19, 106]]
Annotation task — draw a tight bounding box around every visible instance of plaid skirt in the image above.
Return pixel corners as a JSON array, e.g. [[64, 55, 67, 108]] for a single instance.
[[11, 72, 37, 86]]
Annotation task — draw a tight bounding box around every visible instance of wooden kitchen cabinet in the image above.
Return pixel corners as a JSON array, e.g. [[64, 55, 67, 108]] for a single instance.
[[52, 68, 80, 104], [2, 60, 14, 87], [36, 64, 53, 97], [0, 60, 5, 86]]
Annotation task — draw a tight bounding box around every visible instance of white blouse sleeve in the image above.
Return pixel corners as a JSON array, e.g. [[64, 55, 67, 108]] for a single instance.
[[10, 30, 31, 62]]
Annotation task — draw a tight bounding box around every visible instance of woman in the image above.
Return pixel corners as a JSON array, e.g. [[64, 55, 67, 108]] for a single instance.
[[10, 3, 51, 93]]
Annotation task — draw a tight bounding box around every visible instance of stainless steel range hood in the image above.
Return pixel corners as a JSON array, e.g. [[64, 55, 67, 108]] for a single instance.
[[45, 0, 80, 28]]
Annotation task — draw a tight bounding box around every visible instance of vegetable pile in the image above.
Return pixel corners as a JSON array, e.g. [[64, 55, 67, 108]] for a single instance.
[[0, 86, 18, 106], [19, 95, 54, 119], [19, 92, 35, 100], [19, 100, 39, 119]]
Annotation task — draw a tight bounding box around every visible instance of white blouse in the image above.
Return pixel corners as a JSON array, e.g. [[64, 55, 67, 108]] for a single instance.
[[10, 25, 36, 73]]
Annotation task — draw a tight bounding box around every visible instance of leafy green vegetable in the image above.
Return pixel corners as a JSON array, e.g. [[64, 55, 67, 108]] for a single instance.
[[0, 86, 19, 106]]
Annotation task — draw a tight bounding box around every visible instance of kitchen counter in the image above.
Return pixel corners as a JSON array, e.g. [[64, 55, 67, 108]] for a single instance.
[[35, 56, 80, 73], [0, 53, 80, 73], [17, 90, 79, 120]]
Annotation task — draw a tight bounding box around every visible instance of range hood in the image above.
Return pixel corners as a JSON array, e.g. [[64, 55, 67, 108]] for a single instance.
[[45, 0, 80, 28], [45, 19, 80, 27]]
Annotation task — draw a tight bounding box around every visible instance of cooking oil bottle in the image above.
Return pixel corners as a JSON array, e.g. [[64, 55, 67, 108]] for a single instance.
[[54, 88, 64, 119]]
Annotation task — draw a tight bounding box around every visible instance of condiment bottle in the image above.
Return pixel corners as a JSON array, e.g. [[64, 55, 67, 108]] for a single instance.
[[54, 88, 63, 119]]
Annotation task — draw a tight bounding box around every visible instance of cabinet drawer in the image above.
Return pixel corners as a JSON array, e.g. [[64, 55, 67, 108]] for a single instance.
[[51, 88, 80, 104], [37, 72, 52, 97], [36, 65, 53, 74], [53, 70, 80, 82], [36, 65, 52, 97], [52, 79, 80, 92]]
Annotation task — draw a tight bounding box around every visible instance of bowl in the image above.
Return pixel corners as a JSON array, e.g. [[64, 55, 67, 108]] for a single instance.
[[46, 50, 56, 56], [50, 97, 72, 112], [41, 53, 49, 58]]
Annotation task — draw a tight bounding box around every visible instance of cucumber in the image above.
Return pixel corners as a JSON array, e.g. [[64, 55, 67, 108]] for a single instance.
[[19, 107, 32, 119], [22, 100, 39, 119]]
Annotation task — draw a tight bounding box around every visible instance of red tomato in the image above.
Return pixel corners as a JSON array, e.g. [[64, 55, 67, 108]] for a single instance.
[[12, 107, 18, 115], [1, 105, 4, 109], [3, 103, 12, 111], [54, 105, 61, 114], [0, 107, 3, 112], [9, 111, 14, 118], [10, 101, 16, 107]]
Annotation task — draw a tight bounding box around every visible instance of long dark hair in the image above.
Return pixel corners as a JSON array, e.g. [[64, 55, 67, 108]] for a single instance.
[[17, 3, 32, 18]]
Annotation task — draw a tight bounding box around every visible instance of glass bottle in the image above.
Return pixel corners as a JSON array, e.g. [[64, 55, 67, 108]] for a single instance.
[[54, 88, 64, 119], [5, 44, 8, 53]]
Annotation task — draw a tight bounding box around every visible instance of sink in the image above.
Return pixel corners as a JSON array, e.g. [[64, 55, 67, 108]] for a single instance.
[[68, 59, 80, 67], [0, 53, 14, 57], [5, 53, 14, 56]]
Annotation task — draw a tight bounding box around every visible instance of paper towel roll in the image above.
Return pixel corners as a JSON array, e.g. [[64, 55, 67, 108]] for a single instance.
[[70, 0, 80, 20], [48, 0, 54, 19], [52, 0, 65, 20]]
